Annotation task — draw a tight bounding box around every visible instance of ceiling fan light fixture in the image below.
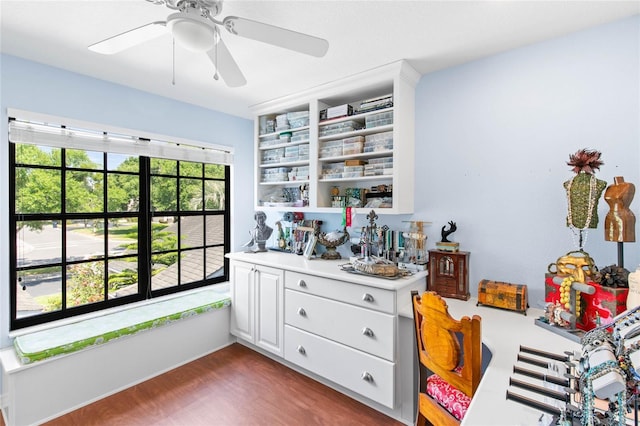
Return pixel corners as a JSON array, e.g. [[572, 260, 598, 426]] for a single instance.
[[167, 12, 217, 52]]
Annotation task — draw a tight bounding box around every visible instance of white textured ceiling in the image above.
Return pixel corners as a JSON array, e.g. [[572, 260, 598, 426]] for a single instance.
[[1, 1, 638, 119]]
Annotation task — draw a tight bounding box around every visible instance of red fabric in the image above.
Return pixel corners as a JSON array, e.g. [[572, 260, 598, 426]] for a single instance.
[[426, 373, 471, 421]]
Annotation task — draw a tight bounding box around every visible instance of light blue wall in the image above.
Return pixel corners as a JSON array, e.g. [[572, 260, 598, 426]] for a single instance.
[[0, 54, 254, 346], [414, 14, 639, 305], [296, 14, 640, 307]]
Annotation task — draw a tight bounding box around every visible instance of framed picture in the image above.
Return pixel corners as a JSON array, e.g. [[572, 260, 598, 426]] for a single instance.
[[303, 234, 317, 259]]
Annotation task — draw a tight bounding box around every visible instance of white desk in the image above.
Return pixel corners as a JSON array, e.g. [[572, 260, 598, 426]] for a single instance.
[[415, 297, 581, 426]]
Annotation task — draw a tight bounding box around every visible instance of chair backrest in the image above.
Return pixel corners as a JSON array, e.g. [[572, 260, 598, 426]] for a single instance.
[[412, 290, 482, 398]]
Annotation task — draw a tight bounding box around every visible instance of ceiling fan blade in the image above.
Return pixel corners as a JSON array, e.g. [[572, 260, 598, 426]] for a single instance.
[[207, 37, 247, 87], [89, 22, 167, 54], [222, 16, 328, 57]]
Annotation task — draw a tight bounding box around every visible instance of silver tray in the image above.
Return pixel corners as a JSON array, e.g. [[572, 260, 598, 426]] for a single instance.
[[339, 264, 412, 280]]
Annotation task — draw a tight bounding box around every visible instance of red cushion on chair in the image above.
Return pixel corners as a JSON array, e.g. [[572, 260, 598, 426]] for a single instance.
[[426, 373, 471, 421]]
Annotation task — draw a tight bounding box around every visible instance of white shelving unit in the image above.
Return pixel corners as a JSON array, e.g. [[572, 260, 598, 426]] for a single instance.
[[251, 60, 420, 215]]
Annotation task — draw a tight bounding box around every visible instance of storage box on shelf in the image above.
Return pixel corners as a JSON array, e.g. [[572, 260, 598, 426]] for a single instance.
[[251, 60, 419, 214]]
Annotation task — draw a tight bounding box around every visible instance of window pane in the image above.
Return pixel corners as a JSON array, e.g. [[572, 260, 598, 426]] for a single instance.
[[66, 171, 104, 213], [108, 153, 138, 172], [180, 216, 203, 249], [152, 220, 178, 252], [151, 255, 178, 291], [204, 181, 225, 211], [108, 173, 139, 212], [108, 256, 138, 299], [150, 158, 177, 175], [205, 215, 225, 245], [66, 149, 103, 169], [180, 249, 204, 285], [204, 164, 225, 179], [108, 219, 138, 256], [16, 168, 61, 214], [15, 144, 61, 166], [180, 178, 202, 211], [206, 246, 225, 279], [67, 219, 104, 262], [17, 220, 61, 267], [151, 176, 177, 212], [179, 161, 202, 177], [66, 261, 105, 308], [17, 266, 62, 318]]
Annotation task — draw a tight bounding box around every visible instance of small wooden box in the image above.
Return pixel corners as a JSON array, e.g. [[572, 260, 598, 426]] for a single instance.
[[477, 279, 528, 315]]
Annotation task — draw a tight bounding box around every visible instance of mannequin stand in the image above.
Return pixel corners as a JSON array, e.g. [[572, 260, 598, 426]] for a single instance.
[[618, 242, 624, 268]]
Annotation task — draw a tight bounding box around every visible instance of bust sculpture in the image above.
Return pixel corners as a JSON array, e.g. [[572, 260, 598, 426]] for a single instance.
[[244, 211, 273, 252]]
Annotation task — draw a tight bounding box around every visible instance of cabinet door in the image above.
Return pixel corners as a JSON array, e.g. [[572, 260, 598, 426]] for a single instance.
[[230, 261, 254, 342], [255, 265, 284, 356]]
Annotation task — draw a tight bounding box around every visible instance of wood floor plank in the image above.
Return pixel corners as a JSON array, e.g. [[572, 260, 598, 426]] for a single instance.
[[40, 343, 403, 425]]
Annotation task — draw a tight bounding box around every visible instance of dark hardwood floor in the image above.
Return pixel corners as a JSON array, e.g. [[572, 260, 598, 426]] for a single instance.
[[33, 343, 403, 426]]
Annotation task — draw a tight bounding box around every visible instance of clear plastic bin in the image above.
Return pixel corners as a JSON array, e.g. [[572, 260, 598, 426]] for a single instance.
[[343, 140, 364, 155], [344, 165, 364, 173], [365, 111, 394, 128], [319, 147, 343, 158], [368, 156, 393, 165]]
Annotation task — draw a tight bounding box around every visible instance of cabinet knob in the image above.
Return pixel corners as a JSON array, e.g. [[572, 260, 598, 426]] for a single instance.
[[297, 307, 307, 317], [362, 327, 374, 337], [362, 293, 374, 303], [298, 279, 307, 288], [297, 345, 306, 355], [361, 372, 373, 382]]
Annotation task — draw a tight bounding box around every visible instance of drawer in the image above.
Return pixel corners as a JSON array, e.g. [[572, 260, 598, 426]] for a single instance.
[[284, 325, 395, 408], [285, 271, 395, 314], [285, 289, 395, 361]]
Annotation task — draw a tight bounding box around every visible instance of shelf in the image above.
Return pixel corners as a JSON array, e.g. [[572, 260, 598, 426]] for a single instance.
[[318, 150, 394, 163], [259, 140, 309, 150], [318, 124, 393, 142], [318, 175, 392, 183], [260, 160, 309, 168], [259, 179, 309, 186], [259, 125, 310, 139]]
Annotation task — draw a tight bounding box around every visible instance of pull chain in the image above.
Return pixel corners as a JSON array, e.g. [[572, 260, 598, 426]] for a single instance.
[[213, 30, 219, 81], [172, 38, 176, 86]]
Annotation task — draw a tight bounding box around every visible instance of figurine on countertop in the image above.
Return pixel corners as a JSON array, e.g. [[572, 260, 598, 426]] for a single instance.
[[243, 211, 273, 252]]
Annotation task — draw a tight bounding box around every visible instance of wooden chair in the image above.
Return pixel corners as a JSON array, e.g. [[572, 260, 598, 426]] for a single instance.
[[412, 290, 482, 426]]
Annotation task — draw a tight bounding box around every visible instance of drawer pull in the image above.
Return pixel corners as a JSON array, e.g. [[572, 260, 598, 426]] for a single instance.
[[297, 279, 307, 288], [297, 345, 306, 355], [362, 327, 374, 337], [297, 307, 307, 317], [362, 293, 374, 303], [361, 372, 374, 382]]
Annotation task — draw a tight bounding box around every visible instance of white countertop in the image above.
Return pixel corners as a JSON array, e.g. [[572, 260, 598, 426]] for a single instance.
[[442, 297, 581, 426], [226, 251, 428, 292]]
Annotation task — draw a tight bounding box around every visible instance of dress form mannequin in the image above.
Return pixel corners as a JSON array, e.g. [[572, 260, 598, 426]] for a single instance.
[[564, 173, 607, 229], [627, 266, 640, 310], [563, 149, 606, 250], [604, 176, 636, 242]]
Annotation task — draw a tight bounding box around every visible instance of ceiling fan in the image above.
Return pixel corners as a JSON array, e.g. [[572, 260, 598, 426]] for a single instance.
[[88, 0, 329, 87]]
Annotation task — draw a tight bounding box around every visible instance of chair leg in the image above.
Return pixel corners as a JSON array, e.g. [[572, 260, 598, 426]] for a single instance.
[[416, 411, 427, 426]]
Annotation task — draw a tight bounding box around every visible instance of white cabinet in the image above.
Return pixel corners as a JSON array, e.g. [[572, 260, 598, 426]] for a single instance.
[[229, 260, 284, 357], [251, 60, 420, 214], [226, 251, 427, 424]]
